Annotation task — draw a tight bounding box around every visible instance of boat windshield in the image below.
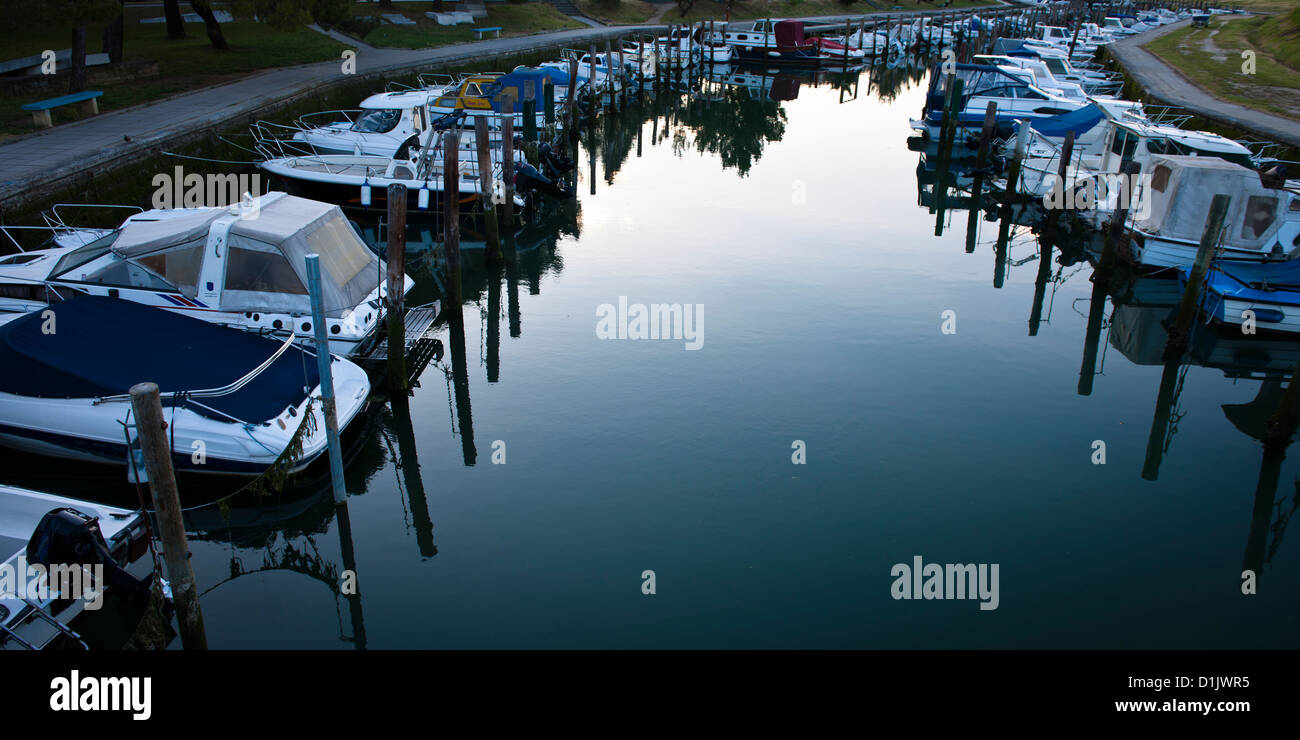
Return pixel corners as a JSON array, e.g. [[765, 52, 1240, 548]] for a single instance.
[[352, 108, 402, 133], [48, 231, 118, 278]]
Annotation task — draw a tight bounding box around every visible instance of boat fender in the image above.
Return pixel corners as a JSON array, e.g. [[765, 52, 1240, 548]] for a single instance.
[[418, 185, 430, 210], [361, 180, 372, 207]]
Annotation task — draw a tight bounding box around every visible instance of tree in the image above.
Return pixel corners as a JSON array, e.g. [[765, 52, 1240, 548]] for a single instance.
[[102, 0, 124, 63], [676, 0, 696, 19], [164, 0, 186, 39], [189, 1, 229, 50]]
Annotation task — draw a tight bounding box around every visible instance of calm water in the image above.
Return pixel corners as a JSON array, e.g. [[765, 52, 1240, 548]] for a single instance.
[[7, 62, 1299, 648]]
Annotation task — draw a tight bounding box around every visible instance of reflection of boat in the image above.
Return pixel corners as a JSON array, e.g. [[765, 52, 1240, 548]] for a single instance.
[[0, 296, 371, 476], [1, 484, 152, 650], [0, 193, 406, 357], [722, 20, 862, 67]]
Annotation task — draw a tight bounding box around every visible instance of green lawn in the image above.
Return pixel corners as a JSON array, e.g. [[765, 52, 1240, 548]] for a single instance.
[[1144, 10, 1300, 120], [0, 20, 346, 138], [666, 0, 999, 23], [575, 0, 659, 25], [354, 3, 582, 48]]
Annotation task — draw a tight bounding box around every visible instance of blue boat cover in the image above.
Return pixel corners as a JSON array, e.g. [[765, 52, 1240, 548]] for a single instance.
[[1182, 259, 1300, 305], [1019, 104, 1105, 138], [488, 67, 571, 97], [0, 296, 320, 423]]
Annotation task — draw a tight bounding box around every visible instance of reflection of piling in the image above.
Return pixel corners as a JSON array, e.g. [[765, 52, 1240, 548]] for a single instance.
[[1264, 370, 1300, 454], [475, 116, 501, 263], [1244, 442, 1284, 580], [129, 383, 207, 650], [965, 101, 998, 254], [1165, 194, 1230, 362], [1142, 357, 1182, 481], [1029, 239, 1053, 336], [390, 394, 435, 558], [487, 266, 501, 383], [333, 500, 367, 649], [1077, 277, 1107, 396], [385, 184, 408, 394], [448, 305, 477, 466]]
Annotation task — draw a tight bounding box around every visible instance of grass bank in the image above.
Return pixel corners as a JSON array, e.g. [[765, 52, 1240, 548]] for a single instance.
[[351, 3, 582, 49], [0, 20, 345, 139], [1143, 9, 1300, 120]]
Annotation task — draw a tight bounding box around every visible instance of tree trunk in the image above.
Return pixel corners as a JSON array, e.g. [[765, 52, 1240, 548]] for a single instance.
[[103, 2, 125, 64], [164, 0, 186, 39], [70, 26, 87, 93], [190, 1, 229, 50]]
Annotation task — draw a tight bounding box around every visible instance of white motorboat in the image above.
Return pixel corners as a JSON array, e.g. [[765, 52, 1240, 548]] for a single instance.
[[0, 294, 371, 476], [1, 485, 152, 650], [0, 192, 409, 357]]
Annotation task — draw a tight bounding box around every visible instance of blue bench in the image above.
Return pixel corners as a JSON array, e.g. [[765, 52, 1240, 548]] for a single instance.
[[21, 90, 102, 128], [473, 26, 502, 40]]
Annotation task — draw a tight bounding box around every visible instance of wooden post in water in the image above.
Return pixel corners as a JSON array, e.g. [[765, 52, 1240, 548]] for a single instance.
[[566, 56, 578, 133], [444, 130, 464, 314], [475, 116, 501, 264], [1164, 194, 1230, 362], [129, 383, 207, 650], [589, 43, 600, 108], [385, 184, 408, 394], [1095, 160, 1140, 284], [1047, 130, 1075, 236], [304, 254, 349, 502], [543, 78, 554, 128], [501, 99, 515, 226], [523, 80, 537, 142]]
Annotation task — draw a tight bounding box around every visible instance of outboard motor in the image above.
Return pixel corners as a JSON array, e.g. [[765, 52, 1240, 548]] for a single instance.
[[26, 508, 152, 607], [513, 160, 575, 201], [538, 142, 573, 181]]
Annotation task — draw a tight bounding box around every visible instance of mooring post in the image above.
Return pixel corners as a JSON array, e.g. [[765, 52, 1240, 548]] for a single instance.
[[129, 382, 207, 650], [523, 80, 537, 142], [1164, 194, 1231, 362], [1048, 129, 1075, 236], [501, 99, 515, 226], [444, 129, 464, 312], [543, 78, 555, 127], [385, 184, 408, 394], [475, 116, 501, 263], [1068, 14, 1081, 58], [1096, 160, 1140, 283], [589, 43, 600, 108], [566, 56, 578, 133], [304, 254, 350, 503]]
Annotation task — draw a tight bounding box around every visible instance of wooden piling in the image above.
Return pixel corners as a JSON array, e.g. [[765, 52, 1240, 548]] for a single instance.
[[385, 184, 408, 394], [1047, 130, 1075, 236], [965, 101, 998, 254], [129, 382, 207, 650], [501, 98, 515, 225], [523, 80, 537, 142], [475, 116, 501, 264], [443, 130, 463, 315], [1164, 194, 1231, 362]]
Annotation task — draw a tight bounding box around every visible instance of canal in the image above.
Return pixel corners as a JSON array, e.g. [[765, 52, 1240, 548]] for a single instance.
[[4, 59, 1297, 648]]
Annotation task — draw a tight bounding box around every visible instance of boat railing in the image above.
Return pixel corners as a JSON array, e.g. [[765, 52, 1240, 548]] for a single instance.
[[46, 203, 142, 231], [415, 72, 457, 90], [294, 109, 361, 130], [249, 120, 326, 160]]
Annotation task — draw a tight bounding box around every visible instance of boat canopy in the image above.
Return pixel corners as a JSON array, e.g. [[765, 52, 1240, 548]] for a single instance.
[[1136, 154, 1287, 252], [775, 20, 807, 47], [0, 295, 320, 423], [1021, 104, 1105, 138], [932, 63, 1034, 98], [485, 66, 571, 100], [92, 194, 382, 317]]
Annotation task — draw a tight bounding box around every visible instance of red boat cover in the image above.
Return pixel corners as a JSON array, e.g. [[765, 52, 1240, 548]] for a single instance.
[[775, 20, 807, 47]]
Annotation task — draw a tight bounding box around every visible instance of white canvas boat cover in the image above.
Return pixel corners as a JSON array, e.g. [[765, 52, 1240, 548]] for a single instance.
[[110, 208, 224, 258], [1136, 154, 1284, 252], [222, 194, 383, 317]]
